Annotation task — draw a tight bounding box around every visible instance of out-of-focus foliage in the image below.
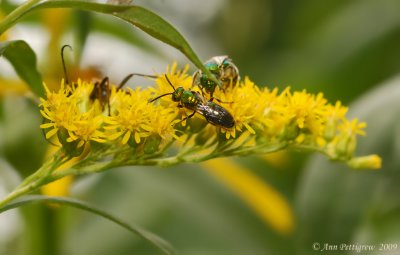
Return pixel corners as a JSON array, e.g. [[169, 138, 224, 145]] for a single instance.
[[0, 0, 399, 254], [212, 0, 400, 103]]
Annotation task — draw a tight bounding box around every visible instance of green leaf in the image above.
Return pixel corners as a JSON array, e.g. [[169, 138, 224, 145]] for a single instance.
[[0, 40, 44, 97], [0, 195, 175, 255], [66, 165, 283, 255], [93, 15, 167, 58], [4, 0, 218, 84]]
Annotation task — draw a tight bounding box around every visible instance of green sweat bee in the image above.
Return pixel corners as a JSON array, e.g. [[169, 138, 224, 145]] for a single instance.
[[192, 55, 240, 100]]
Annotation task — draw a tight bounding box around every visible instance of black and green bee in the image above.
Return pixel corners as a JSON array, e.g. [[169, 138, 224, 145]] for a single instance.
[[149, 75, 235, 129], [192, 55, 240, 100]]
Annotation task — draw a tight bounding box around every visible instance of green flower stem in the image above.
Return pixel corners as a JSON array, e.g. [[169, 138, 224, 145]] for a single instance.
[[0, 139, 288, 209], [0, 0, 41, 36], [50, 140, 289, 181]]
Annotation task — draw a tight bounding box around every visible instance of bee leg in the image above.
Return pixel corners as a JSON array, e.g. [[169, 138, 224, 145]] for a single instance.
[[173, 110, 196, 126], [231, 77, 237, 87], [182, 110, 196, 122], [209, 91, 214, 102], [107, 101, 111, 116], [89, 81, 100, 102]]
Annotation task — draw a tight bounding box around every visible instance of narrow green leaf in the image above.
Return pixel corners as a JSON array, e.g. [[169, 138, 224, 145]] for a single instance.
[[23, 0, 218, 84], [0, 40, 44, 97], [113, 7, 202, 64], [0, 195, 175, 255], [91, 16, 167, 58]]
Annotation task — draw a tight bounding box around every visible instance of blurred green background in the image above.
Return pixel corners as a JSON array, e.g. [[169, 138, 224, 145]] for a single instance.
[[0, 0, 399, 254]]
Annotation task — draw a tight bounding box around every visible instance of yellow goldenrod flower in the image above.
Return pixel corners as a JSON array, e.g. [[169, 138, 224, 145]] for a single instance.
[[215, 77, 260, 138], [153, 62, 192, 98], [339, 118, 367, 136], [40, 80, 107, 149], [66, 111, 106, 147], [38, 63, 380, 170], [105, 87, 153, 145], [40, 82, 79, 140], [147, 105, 180, 141], [0, 62, 382, 237]]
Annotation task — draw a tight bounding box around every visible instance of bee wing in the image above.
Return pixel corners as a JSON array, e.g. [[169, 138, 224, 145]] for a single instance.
[[211, 55, 229, 65], [196, 102, 235, 128]]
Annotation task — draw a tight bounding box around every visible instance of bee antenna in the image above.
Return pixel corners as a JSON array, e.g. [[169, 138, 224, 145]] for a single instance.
[[164, 74, 176, 91], [61, 44, 73, 85], [148, 92, 173, 103]]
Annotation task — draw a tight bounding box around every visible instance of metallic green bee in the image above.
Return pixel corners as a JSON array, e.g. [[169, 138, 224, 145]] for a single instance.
[[149, 75, 235, 129], [192, 55, 240, 100]]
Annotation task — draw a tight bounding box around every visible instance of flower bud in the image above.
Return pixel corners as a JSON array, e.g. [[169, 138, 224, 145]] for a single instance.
[[347, 154, 382, 169]]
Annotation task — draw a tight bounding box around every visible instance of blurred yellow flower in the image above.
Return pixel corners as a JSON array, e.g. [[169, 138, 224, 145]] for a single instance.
[[347, 154, 382, 169], [203, 158, 294, 235]]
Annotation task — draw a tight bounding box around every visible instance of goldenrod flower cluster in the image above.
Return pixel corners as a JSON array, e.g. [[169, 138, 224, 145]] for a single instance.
[[39, 64, 381, 169]]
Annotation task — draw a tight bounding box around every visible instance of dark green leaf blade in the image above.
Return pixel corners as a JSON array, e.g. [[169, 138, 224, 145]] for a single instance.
[[113, 7, 201, 63], [28, 1, 218, 84], [0, 40, 44, 97], [0, 195, 175, 255]]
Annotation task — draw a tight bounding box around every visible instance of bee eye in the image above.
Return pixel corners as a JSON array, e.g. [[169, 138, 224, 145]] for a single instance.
[[206, 63, 218, 72]]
